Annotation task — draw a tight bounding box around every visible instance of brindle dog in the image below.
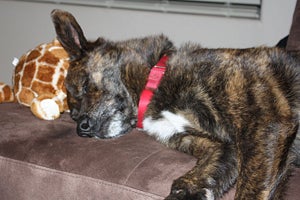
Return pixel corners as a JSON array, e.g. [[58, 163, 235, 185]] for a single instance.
[[51, 9, 300, 200]]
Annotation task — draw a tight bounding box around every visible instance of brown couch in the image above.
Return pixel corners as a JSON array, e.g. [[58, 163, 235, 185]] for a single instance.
[[0, 103, 300, 200]]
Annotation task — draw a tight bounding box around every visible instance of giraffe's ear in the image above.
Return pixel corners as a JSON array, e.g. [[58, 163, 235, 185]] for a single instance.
[[51, 9, 88, 61]]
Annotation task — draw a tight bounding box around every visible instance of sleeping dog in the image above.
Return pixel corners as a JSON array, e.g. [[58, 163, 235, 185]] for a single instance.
[[51, 9, 300, 200]]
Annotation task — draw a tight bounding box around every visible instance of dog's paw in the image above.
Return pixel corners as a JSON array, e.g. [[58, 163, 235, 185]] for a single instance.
[[164, 189, 187, 200], [165, 178, 215, 200], [165, 189, 213, 200]]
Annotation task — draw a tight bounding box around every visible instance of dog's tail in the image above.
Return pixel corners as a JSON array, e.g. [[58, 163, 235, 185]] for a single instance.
[[281, 52, 300, 167], [291, 64, 300, 166], [276, 36, 300, 167], [291, 54, 300, 167], [292, 131, 300, 166]]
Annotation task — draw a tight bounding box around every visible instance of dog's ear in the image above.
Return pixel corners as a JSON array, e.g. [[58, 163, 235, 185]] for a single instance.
[[51, 9, 88, 60]]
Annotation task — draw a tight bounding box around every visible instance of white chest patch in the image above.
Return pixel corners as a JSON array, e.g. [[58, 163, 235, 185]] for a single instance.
[[143, 110, 191, 143]]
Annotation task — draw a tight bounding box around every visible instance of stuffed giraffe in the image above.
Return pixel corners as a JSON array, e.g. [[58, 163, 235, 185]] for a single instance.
[[0, 39, 70, 120]]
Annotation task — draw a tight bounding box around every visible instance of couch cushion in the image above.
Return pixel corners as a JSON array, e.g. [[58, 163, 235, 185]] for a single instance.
[[0, 103, 299, 199], [287, 0, 300, 51]]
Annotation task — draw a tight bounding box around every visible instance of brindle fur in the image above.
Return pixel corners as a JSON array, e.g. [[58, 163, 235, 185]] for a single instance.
[[51, 9, 300, 200]]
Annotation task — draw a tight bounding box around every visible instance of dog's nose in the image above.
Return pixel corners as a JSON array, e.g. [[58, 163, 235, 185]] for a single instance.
[[77, 117, 93, 137]]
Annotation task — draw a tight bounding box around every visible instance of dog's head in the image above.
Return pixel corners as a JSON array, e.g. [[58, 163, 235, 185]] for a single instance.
[[51, 9, 138, 138]]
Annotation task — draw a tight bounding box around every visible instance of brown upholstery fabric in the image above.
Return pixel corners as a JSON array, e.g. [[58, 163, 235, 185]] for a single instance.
[[0, 103, 300, 199], [287, 0, 300, 51], [0, 103, 236, 199]]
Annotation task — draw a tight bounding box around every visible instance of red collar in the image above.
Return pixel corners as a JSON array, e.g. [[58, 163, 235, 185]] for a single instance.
[[136, 55, 168, 128]]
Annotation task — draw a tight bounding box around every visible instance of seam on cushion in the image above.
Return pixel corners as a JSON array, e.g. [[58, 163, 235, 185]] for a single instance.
[[0, 156, 163, 200], [123, 149, 163, 185]]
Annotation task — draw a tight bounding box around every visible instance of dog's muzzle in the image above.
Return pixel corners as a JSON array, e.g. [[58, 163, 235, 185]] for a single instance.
[[77, 115, 97, 137]]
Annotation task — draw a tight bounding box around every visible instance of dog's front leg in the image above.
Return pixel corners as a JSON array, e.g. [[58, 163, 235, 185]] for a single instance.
[[165, 133, 238, 200]]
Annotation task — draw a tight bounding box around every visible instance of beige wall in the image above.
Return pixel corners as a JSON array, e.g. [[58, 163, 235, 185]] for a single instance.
[[0, 0, 297, 84]]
